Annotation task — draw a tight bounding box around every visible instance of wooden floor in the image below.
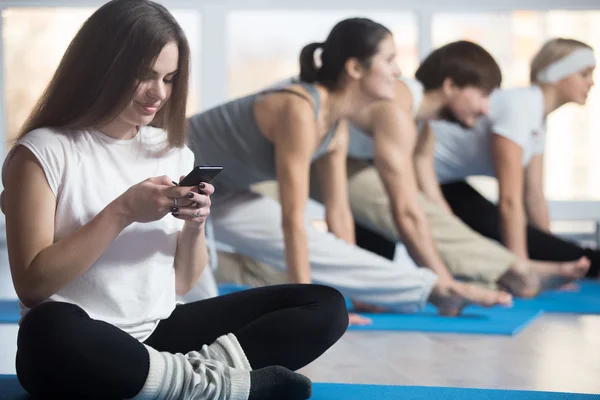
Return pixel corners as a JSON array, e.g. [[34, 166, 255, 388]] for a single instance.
[[298, 313, 600, 395], [1, 313, 599, 395]]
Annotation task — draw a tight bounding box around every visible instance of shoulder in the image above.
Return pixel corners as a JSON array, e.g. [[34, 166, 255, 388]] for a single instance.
[[19, 126, 72, 149], [264, 85, 316, 125], [394, 79, 415, 114], [3, 127, 76, 195], [491, 87, 540, 113]]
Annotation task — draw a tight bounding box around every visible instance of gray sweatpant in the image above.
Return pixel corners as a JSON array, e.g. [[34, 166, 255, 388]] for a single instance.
[[208, 190, 438, 313]]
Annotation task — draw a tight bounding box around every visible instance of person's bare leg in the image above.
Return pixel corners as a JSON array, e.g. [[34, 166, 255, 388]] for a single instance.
[[498, 257, 590, 298], [353, 278, 513, 317], [426, 279, 513, 317]]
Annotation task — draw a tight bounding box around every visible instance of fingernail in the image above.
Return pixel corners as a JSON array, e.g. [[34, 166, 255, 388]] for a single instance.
[[187, 192, 194, 199], [171, 207, 179, 213], [199, 183, 206, 189]]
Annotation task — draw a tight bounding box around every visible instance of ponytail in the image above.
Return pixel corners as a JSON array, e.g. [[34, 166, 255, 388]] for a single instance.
[[299, 42, 322, 83], [297, 18, 391, 90]]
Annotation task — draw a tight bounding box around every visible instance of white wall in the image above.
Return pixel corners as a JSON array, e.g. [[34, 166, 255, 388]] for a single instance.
[[0, 0, 599, 299]]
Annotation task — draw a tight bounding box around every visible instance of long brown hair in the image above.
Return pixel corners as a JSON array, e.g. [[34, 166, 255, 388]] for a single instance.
[[18, 0, 190, 147]]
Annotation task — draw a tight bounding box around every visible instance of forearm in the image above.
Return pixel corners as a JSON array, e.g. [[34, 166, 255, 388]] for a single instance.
[[282, 221, 311, 284], [326, 208, 356, 244], [393, 208, 453, 281], [498, 200, 528, 259], [16, 200, 131, 307], [173, 222, 208, 295], [525, 195, 551, 232]]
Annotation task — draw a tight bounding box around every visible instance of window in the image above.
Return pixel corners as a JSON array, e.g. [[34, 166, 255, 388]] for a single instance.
[[433, 11, 600, 200], [227, 10, 418, 99], [2, 8, 201, 153]]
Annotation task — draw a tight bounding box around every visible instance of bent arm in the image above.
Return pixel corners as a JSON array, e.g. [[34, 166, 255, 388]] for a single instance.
[[491, 134, 528, 259], [314, 121, 355, 244], [274, 99, 319, 284], [414, 123, 453, 215], [4, 146, 132, 308], [371, 102, 453, 280], [524, 154, 550, 232]]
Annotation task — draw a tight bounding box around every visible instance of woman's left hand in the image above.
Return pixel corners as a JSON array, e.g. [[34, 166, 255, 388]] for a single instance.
[[171, 178, 214, 227]]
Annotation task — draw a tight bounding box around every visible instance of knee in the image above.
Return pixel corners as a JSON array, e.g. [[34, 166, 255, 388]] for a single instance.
[[308, 284, 349, 343], [17, 302, 87, 397], [18, 302, 87, 349]]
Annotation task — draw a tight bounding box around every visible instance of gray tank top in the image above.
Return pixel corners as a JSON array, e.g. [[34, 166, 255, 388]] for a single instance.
[[187, 81, 338, 191]]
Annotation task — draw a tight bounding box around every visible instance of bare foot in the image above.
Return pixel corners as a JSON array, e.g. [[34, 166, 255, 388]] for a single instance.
[[428, 280, 513, 317], [348, 313, 372, 326], [498, 260, 541, 298], [500, 257, 590, 298], [351, 300, 389, 314]]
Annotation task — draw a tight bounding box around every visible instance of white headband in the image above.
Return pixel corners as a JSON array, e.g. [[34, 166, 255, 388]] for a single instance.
[[536, 47, 596, 83]]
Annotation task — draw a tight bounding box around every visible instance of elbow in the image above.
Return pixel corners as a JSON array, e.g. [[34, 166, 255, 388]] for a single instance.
[[525, 191, 545, 207], [175, 260, 210, 296], [498, 196, 524, 218], [395, 206, 425, 232], [175, 281, 194, 296], [15, 284, 46, 309], [281, 214, 306, 235], [498, 196, 522, 210], [19, 296, 43, 310]]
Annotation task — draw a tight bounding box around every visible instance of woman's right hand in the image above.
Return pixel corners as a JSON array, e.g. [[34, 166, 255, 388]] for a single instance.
[[116, 175, 193, 224]]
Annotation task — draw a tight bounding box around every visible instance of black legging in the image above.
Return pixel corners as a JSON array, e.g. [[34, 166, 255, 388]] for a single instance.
[[441, 181, 600, 278], [16, 284, 348, 399]]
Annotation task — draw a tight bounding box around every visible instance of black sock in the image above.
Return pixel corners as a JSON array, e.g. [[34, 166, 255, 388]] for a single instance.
[[248, 366, 312, 400]]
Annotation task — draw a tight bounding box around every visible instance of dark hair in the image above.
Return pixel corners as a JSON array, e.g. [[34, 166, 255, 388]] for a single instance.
[[415, 40, 502, 94], [299, 17, 391, 90], [18, 0, 190, 147]]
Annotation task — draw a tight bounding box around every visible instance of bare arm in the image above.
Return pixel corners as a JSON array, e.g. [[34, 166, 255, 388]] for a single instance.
[[413, 122, 453, 215], [273, 98, 319, 284], [371, 102, 453, 280], [4, 147, 132, 307], [314, 121, 355, 244], [172, 183, 214, 295], [491, 134, 528, 259], [524, 154, 550, 232], [5, 146, 196, 307]]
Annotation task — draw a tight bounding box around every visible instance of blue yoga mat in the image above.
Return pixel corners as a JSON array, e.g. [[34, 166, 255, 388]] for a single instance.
[[512, 280, 600, 314], [0, 300, 20, 324], [0, 376, 28, 400], [220, 283, 541, 335], [221, 281, 600, 317], [346, 306, 542, 335], [311, 383, 598, 399], [1, 377, 596, 400]]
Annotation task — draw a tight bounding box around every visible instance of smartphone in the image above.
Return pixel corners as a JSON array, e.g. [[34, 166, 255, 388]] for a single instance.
[[178, 166, 223, 186]]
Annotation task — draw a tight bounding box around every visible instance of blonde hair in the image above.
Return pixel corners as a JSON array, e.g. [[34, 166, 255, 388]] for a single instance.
[[530, 38, 593, 84]]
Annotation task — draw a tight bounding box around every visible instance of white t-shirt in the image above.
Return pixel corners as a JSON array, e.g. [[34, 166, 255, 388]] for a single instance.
[[2, 126, 194, 341], [347, 77, 425, 160], [433, 86, 546, 184]]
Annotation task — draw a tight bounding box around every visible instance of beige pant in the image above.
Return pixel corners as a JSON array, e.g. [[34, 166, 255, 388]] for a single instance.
[[345, 158, 515, 285]]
